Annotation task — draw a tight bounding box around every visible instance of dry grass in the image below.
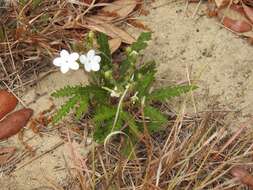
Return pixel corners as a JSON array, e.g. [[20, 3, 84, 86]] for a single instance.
[[60, 109, 253, 190], [0, 0, 146, 92]]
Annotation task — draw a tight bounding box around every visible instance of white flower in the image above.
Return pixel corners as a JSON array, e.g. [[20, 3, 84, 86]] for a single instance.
[[80, 50, 101, 72], [53, 50, 79, 74]]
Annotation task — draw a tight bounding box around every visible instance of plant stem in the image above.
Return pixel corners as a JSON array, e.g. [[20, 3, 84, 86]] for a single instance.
[[111, 84, 130, 132]]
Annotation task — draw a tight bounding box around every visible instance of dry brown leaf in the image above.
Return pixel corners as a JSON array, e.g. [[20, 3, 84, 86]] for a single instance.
[[0, 108, 33, 140], [230, 4, 245, 15], [88, 15, 115, 22], [222, 16, 252, 33], [102, 23, 135, 44], [242, 3, 253, 23], [215, 0, 230, 8], [127, 19, 150, 30], [100, 0, 137, 19], [0, 90, 18, 120], [243, 0, 253, 7], [230, 166, 253, 188], [109, 38, 122, 53], [85, 18, 135, 44]]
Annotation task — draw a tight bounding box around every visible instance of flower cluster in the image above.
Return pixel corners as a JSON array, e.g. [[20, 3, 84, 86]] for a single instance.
[[53, 49, 101, 74]]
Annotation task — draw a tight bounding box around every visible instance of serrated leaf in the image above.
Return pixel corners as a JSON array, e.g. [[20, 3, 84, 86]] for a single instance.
[[97, 32, 112, 68], [119, 59, 131, 77], [75, 96, 89, 119], [121, 111, 141, 138], [148, 85, 198, 102], [131, 32, 151, 52], [93, 105, 116, 124], [136, 60, 156, 75], [93, 116, 123, 143], [144, 106, 167, 132], [51, 85, 82, 98], [53, 95, 80, 123], [136, 72, 155, 97], [134, 61, 156, 97], [84, 85, 108, 103]]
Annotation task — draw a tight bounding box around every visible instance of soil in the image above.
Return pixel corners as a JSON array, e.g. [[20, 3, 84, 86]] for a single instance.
[[1, 0, 253, 189]]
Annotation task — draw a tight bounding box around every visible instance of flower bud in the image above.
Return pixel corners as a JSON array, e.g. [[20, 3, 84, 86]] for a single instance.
[[137, 73, 143, 79], [104, 70, 112, 79], [126, 47, 132, 55], [88, 31, 95, 40]]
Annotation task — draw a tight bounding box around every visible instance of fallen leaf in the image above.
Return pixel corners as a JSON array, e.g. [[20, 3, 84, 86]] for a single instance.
[[100, 0, 137, 19], [214, 0, 230, 8], [221, 16, 252, 33], [243, 0, 253, 7], [109, 38, 122, 53], [0, 108, 33, 140], [242, 3, 253, 23], [85, 19, 135, 44], [230, 166, 253, 188], [230, 4, 245, 15], [0, 90, 18, 120], [127, 19, 150, 30]]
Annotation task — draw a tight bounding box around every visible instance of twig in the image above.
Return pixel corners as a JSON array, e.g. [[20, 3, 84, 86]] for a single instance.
[[191, 0, 202, 19], [14, 141, 64, 171]]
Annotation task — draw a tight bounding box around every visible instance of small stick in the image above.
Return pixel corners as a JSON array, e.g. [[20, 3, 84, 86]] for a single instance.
[[14, 141, 64, 171], [191, 0, 202, 19], [215, 117, 253, 158], [184, 0, 189, 17]]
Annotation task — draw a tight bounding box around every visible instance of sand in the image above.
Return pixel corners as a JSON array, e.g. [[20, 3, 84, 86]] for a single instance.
[[1, 0, 253, 189]]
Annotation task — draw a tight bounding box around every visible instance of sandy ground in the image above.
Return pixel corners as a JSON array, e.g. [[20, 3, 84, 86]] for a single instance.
[[143, 0, 253, 124], [1, 0, 253, 189]]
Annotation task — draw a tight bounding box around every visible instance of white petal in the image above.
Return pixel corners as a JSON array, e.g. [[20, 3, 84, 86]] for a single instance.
[[84, 63, 92, 72], [93, 55, 101, 63], [60, 65, 69, 74], [91, 62, 100, 72], [60, 49, 69, 58], [53, 57, 62, 66], [87, 49, 95, 59], [79, 55, 87, 64], [69, 52, 79, 61], [69, 62, 79, 70]]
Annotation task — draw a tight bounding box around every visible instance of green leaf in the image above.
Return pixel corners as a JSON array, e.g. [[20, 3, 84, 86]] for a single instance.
[[51, 85, 82, 98], [75, 96, 89, 119], [134, 61, 156, 97], [131, 32, 152, 52], [136, 60, 156, 75], [93, 116, 123, 143], [84, 85, 108, 103], [53, 95, 80, 123], [144, 106, 167, 132], [121, 111, 141, 138], [119, 59, 131, 77], [148, 85, 198, 102], [93, 105, 116, 124], [97, 32, 112, 68]]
